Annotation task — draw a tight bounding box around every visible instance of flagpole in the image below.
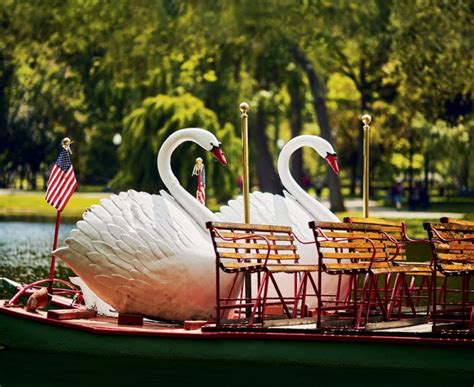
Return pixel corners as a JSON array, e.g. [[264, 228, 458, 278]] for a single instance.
[[362, 114, 372, 218], [240, 102, 250, 223], [47, 210, 62, 294], [239, 102, 252, 317]]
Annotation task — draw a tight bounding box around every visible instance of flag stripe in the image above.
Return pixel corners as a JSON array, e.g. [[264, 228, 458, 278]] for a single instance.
[[57, 181, 78, 211], [45, 166, 62, 201], [49, 167, 74, 205], [46, 165, 60, 186], [50, 171, 75, 208], [46, 164, 67, 201], [53, 172, 76, 209]]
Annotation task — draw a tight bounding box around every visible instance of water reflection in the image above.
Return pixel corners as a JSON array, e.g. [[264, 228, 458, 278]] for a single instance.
[[0, 221, 75, 297], [0, 348, 472, 387]]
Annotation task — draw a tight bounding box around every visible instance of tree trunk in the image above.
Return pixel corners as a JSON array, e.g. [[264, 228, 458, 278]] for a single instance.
[[291, 47, 345, 212], [288, 73, 304, 186], [349, 151, 357, 196], [408, 129, 415, 196], [461, 126, 472, 190], [253, 100, 281, 194], [357, 62, 369, 198], [424, 151, 430, 191]]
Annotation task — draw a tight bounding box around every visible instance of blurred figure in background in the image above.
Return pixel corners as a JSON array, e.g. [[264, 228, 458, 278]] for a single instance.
[[390, 181, 404, 210]]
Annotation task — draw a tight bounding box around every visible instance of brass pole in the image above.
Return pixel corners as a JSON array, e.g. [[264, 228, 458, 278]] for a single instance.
[[362, 114, 372, 218], [239, 102, 252, 317], [240, 102, 250, 223]]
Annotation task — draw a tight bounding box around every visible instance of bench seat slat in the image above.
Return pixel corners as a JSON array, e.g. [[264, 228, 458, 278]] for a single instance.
[[218, 252, 298, 260], [209, 222, 292, 233], [438, 253, 474, 261], [215, 242, 296, 251], [314, 231, 386, 240], [320, 252, 388, 259], [439, 263, 474, 272], [318, 241, 387, 249], [217, 231, 294, 242]]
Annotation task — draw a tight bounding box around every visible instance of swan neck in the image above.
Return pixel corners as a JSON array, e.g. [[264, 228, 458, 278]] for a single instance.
[[278, 139, 312, 211], [278, 136, 338, 221], [157, 129, 217, 227]]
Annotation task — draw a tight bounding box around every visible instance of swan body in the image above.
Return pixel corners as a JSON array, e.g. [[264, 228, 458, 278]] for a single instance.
[[216, 135, 345, 302], [54, 128, 239, 321]]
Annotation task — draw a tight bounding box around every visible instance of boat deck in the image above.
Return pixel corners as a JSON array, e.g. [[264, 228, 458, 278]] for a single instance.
[[1, 301, 472, 344]]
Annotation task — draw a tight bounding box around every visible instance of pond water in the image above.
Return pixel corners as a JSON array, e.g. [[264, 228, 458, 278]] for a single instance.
[[0, 221, 75, 298], [1, 349, 471, 387]]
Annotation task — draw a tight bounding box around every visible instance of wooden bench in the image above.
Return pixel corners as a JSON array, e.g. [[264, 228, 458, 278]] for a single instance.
[[424, 222, 474, 329], [309, 221, 419, 329], [206, 221, 319, 326], [343, 217, 408, 262], [343, 217, 436, 310]]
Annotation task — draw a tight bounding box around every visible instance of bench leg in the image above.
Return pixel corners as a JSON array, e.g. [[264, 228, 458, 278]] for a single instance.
[[268, 273, 292, 318], [470, 306, 474, 330], [355, 275, 371, 329], [248, 272, 270, 326], [292, 272, 308, 318]]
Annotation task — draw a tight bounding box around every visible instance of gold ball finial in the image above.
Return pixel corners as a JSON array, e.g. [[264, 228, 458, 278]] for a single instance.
[[239, 102, 249, 114], [62, 137, 73, 154], [361, 114, 372, 126]]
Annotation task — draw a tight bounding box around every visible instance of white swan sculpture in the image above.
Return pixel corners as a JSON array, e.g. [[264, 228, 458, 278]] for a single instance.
[[54, 128, 240, 321], [216, 135, 346, 304]]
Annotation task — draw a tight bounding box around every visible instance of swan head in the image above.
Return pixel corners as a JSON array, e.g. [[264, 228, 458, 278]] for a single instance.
[[311, 137, 339, 174], [325, 153, 339, 174], [192, 129, 227, 166], [211, 146, 227, 166]]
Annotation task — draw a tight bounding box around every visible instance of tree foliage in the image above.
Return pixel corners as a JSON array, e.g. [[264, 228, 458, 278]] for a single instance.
[[0, 0, 472, 201]]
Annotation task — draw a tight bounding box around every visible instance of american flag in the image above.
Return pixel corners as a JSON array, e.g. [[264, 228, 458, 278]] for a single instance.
[[196, 164, 206, 205], [45, 146, 78, 211]]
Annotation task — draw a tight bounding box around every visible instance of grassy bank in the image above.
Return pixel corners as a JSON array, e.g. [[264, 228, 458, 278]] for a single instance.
[[0, 191, 110, 222]]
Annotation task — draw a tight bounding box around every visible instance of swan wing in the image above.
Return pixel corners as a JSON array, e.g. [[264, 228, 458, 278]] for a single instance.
[[216, 192, 285, 225], [54, 190, 223, 321], [283, 189, 340, 222]]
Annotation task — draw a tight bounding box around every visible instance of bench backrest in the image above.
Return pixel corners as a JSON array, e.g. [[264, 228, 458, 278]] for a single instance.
[[308, 221, 393, 269], [343, 217, 406, 261], [423, 222, 474, 272], [206, 221, 299, 271], [440, 217, 474, 227]]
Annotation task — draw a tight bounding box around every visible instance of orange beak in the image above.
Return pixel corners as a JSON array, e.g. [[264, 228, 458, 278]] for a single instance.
[[211, 146, 227, 166], [325, 154, 339, 174]]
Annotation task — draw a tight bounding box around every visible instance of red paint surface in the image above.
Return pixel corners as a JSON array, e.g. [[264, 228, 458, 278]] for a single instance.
[[1, 302, 472, 347]]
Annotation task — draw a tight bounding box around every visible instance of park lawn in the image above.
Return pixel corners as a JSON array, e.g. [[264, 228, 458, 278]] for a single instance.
[[0, 192, 109, 221]]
